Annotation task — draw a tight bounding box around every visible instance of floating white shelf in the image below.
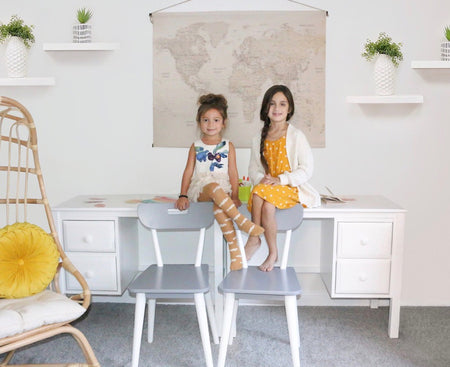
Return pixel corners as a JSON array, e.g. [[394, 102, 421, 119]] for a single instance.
[[43, 42, 120, 51], [0, 77, 56, 86], [411, 60, 450, 69], [346, 95, 424, 104]]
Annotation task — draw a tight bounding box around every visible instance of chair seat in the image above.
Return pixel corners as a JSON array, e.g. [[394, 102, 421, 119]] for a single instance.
[[128, 264, 210, 296], [218, 266, 302, 297], [0, 290, 86, 339]]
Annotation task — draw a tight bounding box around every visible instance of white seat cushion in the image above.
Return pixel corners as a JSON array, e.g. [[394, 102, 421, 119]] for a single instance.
[[0, 290, 86, 338]]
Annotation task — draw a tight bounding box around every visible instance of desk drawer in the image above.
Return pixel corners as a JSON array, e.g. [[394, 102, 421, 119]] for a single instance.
[[63, 220, 115, 252], [337, 222, 392, 259], [335, 259, 391, 294], [65, 253, 118, 292]]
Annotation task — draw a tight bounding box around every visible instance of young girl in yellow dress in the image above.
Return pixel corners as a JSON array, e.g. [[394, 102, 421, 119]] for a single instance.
[[176, 93, 264, 270], [245, 85, 321, 272]]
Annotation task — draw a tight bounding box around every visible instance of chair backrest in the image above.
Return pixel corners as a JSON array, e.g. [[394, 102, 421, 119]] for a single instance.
[[137, 202, 214, 267], [238, 204, 304, 269], [273, 204, 304, 232], [1, 96, 43, 225], [0, 96, 91, 308]]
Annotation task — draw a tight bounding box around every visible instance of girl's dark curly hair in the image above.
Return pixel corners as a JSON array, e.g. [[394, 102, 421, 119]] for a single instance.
[[196, 93, 228, 125], [259, 85, 294, 172]]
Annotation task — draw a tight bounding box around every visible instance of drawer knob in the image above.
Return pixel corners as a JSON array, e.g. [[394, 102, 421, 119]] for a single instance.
[[360, 239, 369, 246], [83, 235, 93, 244], [84, 271, 94, 279], [358, 273, 368, 282]]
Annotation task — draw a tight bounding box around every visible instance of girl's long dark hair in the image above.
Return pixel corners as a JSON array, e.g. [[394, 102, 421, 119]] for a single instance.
[[259, 85, 295, 173]]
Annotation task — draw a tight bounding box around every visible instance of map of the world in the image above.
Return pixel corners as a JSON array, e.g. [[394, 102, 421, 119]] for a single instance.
[[152, 11, 325, 148]]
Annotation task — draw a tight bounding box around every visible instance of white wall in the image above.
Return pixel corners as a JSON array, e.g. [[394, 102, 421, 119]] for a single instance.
[[1, 0, 449, 306]]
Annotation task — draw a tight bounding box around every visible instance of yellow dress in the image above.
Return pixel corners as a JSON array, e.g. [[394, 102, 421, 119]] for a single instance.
[[248, 135, 300, 210]]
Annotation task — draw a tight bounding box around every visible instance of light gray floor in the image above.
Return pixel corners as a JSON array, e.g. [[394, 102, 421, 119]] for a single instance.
[[2, 304, 449, 367]]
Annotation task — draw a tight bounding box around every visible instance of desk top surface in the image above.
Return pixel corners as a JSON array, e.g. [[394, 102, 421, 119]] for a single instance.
[[53, 194, 406, 215]]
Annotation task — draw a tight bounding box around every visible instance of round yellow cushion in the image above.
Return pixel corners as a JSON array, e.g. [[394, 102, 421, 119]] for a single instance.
[[0, 222, 59, 299]]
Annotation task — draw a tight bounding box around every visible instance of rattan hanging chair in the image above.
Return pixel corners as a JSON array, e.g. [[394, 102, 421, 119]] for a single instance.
[[0, 96, 100, 367]]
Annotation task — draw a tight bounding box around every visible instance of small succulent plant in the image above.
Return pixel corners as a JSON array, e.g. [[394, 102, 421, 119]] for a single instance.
[[77, 8, 93, 24]]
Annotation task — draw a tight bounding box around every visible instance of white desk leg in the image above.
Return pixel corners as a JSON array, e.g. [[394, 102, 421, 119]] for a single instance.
[[388, 296, 400, 338], [214, 219, 224, 336], [388, 213, 405, 338]]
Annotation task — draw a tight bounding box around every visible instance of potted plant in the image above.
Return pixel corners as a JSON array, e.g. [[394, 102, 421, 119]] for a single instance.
[[362, 32, 403, 96], [441, 26, 450, 61], [73, 8, 93, 43], [0, 15, 35, 77]]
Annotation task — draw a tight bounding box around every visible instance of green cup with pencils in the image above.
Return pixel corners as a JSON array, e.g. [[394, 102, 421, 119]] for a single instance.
[[238, 176, 251, 203]]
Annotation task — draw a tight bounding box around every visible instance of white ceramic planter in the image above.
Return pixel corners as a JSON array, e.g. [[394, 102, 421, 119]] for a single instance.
[[5, 36, 28, 78], [374, 54, 395, 96], [441, 42, 450, 61], [73, 24, 92, 43]]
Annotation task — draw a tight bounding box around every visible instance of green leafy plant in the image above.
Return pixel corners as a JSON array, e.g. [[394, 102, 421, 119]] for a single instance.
[[0, 15, 35, 48], [362, 32, 403, 67], [445, 26, 450, 42], [77, 8, 93, 24]]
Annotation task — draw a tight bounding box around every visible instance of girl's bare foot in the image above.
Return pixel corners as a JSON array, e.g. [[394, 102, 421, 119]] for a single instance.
[[244, 235, 261, 260], [259, 253, 278, 272]]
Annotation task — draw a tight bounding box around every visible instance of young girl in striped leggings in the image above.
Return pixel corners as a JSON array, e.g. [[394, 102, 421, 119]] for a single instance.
[[175, 93, 264, 270]]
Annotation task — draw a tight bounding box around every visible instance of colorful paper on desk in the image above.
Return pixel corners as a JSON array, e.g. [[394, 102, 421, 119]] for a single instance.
[[142, 196, 177, 203], [84, 197, 107, 207], [125, 196, 177, 204]]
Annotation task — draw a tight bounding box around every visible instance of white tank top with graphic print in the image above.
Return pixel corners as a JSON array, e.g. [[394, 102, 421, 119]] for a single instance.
[[187, 139, 232, 201]]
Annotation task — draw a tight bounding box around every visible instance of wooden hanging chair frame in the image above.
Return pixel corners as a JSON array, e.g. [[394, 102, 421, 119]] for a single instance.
[[0, 96, 100, 367]]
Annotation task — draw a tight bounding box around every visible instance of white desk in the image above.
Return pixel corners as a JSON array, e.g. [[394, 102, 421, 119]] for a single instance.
[[53, 194, 406, 338]]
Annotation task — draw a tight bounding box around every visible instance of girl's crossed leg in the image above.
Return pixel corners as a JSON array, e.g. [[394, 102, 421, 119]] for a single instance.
[[198, 182, 264, 270]]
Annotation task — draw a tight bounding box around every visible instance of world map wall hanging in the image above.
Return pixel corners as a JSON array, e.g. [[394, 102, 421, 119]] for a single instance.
[[152, 11, 326, 148]]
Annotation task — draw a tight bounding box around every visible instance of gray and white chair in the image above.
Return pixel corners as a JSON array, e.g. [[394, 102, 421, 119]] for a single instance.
[[217, 204, 304, 367], [128, 202, 219, 367]]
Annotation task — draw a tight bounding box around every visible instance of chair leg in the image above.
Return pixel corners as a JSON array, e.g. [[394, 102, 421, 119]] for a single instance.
[[218, 292, 236, 367], [205, 291, 219, 344], [64, 325, 101, 367], [1, 350, 15, 365], [285, 295, 301, 367], [229, 299, 239, 345], [147, 298, 156, 343], [132, 293, 146, 367], [194, 293, 214, 367], [0, 325, 100, 367]]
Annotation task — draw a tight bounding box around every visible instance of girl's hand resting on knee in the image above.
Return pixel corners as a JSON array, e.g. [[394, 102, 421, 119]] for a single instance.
[[261, 174, 281, 185], [176, 197, 189, 211], [232, 197, 242, 208]]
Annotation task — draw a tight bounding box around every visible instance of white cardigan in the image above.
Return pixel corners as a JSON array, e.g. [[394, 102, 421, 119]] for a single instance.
[[248, 124, 321, 208]]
